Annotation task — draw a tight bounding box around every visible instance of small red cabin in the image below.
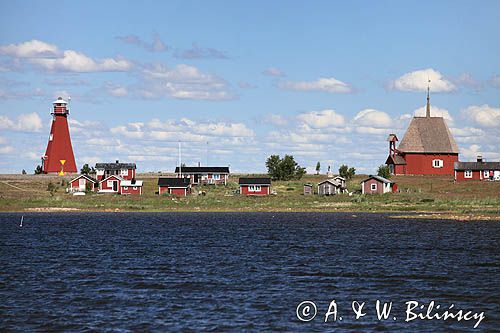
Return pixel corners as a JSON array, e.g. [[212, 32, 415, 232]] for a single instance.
[[120, 179, 143, 195], [68, 174, 98, 193], [158, 178, 191, 196], [361, 175, 397, 194], [239, 177, 271, 196], [98, 175, 123, 193]]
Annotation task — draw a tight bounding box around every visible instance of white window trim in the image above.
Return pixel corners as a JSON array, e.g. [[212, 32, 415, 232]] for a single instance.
[[133, 186, 137, 190], [49, 134, 53, 141], [371, 183, 377, 191], [120, 169, 129, 176], [213, 174, 220, 180], [123, 186, 128, 190], [484, 170, 489, 177], [464, 170, 473, 178], [432, 159, 444, 168]]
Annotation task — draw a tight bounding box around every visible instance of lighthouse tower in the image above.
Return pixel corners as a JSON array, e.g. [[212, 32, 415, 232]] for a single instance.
[[41, 97, 77, 174]]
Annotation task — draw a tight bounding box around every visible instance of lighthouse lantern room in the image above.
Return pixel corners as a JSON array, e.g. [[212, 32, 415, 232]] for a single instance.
[[41, 97, 77, 174]]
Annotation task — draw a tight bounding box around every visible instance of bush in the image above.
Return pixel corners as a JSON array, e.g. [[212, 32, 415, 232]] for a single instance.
[[377, 165, 391, 179], [47, 182, 58, 196]]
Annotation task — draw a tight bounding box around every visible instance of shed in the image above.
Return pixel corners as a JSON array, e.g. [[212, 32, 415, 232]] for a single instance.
[[317, 179, 345, 195], [361, 175, 397, 194], [158, 178, 191, 196], [239, 177, 271, 196], [303, 183, 313, 195]]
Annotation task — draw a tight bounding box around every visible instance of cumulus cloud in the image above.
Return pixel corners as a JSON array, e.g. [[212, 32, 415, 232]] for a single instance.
[[104, 83, 128, 97], [414, 105, 454, 124], [263, 114, 288, 126], [175, 43, 228, 59], [280, 77, 352, 93], [0, 39, 60, 58], [0, 39, 132, 73], [462, 104, 500, 128], [352, 109, 392, 128], [297, 109, 346, 128], [390, 68, 456, 92], [263, 67, 285, 77], [139, 63, 234, 100], [0, 112, 43, 132], [116, 33, 167, 52]]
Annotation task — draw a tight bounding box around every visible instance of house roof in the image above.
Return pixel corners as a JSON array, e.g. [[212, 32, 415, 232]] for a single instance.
[[239, 177, 271, 185], [398, 117, 459, 154], [95, 162, 136, 170], [361, 175, 393, 184], [157, 177, 190, 188], [100, 175, 125, 183], [121, 180, 143, 186], [174, 166, 230, 173], [318, 179, 343, 187], [454, 161, 500, 171], [385, 154, 407, 165], [70, 174, 98, 183]]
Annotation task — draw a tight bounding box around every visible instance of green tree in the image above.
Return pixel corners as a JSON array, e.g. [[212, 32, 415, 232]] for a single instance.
[[339, 164, 356, 180], [34, 165, 42, 175], [22, 169, 27, 175], [266, 154, 306, 180], [47, 182, 58, 196], [315, 161, 321, 175], [81, 163, 91, 174], [377, 165, 391, 179], [85, 181, 93, 193]]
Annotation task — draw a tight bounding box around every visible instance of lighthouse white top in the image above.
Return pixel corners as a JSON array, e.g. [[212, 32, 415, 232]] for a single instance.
[[53, 97, 68, 104]]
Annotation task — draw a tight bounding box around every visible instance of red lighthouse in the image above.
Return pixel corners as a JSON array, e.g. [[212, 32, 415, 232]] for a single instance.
[[41, 97, 77, 174]]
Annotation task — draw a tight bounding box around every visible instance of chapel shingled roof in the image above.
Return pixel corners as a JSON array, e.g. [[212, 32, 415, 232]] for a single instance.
[[397, 117, 459, 154]]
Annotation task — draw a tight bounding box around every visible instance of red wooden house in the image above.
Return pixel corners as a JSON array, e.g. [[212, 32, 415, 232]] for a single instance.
[[95, 161, 136, 181], [386, 90, 458, 175], [98, 175, 124, 194], [120, 179, 143, 195], [454, 156, 500, 182], [239, 177, 271, 196], [68, 174, 98, 193], [361, 175, 397, 194], [158, 178, 191, 196], [174, 166, 229, 185]]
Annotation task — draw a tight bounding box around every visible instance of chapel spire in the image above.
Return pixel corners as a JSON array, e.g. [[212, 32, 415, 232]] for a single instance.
[[426, 79, 431, 118]]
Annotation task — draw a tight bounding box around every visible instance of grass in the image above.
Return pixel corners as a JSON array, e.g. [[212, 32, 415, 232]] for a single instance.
[[0, 173, 499, 219]]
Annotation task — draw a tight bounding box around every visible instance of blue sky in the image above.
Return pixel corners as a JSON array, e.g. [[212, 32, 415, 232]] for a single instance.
[[0, 0, 499, 174]]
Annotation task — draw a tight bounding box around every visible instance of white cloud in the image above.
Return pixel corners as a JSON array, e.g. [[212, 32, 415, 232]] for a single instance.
[[460, 144, 500, 161], [353, 109, 392, 128], [414, 105, 454, 124], [140, 63, 234, 100], [0, 145, 14, 154], [263, 67, 285, 77], [105, 83, 128, 97], [116, 33, 167, 52], [0, 39, 60, 58], [31, 50, 132, 72], [110, 122, 144, 139], [390, 68, 456, 92], [280, 77, 352, 93], [462, 104, 500, 128], [175, 43, 228, 59], [263, 114, 288, 126], [0, 112, 43, 132], [297, 109, 346, 128]]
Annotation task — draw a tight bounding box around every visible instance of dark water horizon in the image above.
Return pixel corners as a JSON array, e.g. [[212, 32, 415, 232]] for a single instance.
[[1, 212, 499, 331]]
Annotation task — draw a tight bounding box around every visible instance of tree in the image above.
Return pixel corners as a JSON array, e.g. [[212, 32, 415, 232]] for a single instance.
[[377, 165, 391, 179], [47, 182, 58, 196], [266, 154, 306, 180], [315, 161, 321, 175], [81, 164, 91, 174], [339, 164, 356, 180], [85, 181, 93, 193], [22, 169, 27, 175], [34, 165, 42, 175]]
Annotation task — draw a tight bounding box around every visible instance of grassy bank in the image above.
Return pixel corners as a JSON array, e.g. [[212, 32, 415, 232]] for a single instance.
[[0, 173, 499, 219]]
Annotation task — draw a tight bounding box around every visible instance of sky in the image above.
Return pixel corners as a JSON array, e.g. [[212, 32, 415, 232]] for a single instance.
[[0, 0, 499, 174]]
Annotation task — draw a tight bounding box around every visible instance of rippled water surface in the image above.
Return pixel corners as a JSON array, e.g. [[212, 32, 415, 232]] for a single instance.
[[1, 212, 499, 331]]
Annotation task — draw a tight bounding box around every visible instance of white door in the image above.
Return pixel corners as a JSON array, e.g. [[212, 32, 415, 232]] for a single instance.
[[79, 179, 85, 190]]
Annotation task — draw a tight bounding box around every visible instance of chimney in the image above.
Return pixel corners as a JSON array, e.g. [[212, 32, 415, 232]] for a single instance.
[[116, 160, 119, 164], [198, 161, 201, 167], [477, 155, 483, 163], [131, 178, 136, 184]]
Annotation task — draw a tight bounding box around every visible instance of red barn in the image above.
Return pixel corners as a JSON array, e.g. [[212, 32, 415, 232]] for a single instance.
[[41, 97, 77, 174], [98, 175, 123, 193], [239, 177, 271, 196], [361, 175, 397, 194], [454, 156, 500, 182], [158, 178, 191, 196], [68, 174, 98, 193], [120, 179, 143, 195], [386, 89, 459, 175], [174, 166, 229, 185]]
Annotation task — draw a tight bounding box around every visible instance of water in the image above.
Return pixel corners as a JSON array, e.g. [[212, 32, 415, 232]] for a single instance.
[[0, 213, 498, 331]]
